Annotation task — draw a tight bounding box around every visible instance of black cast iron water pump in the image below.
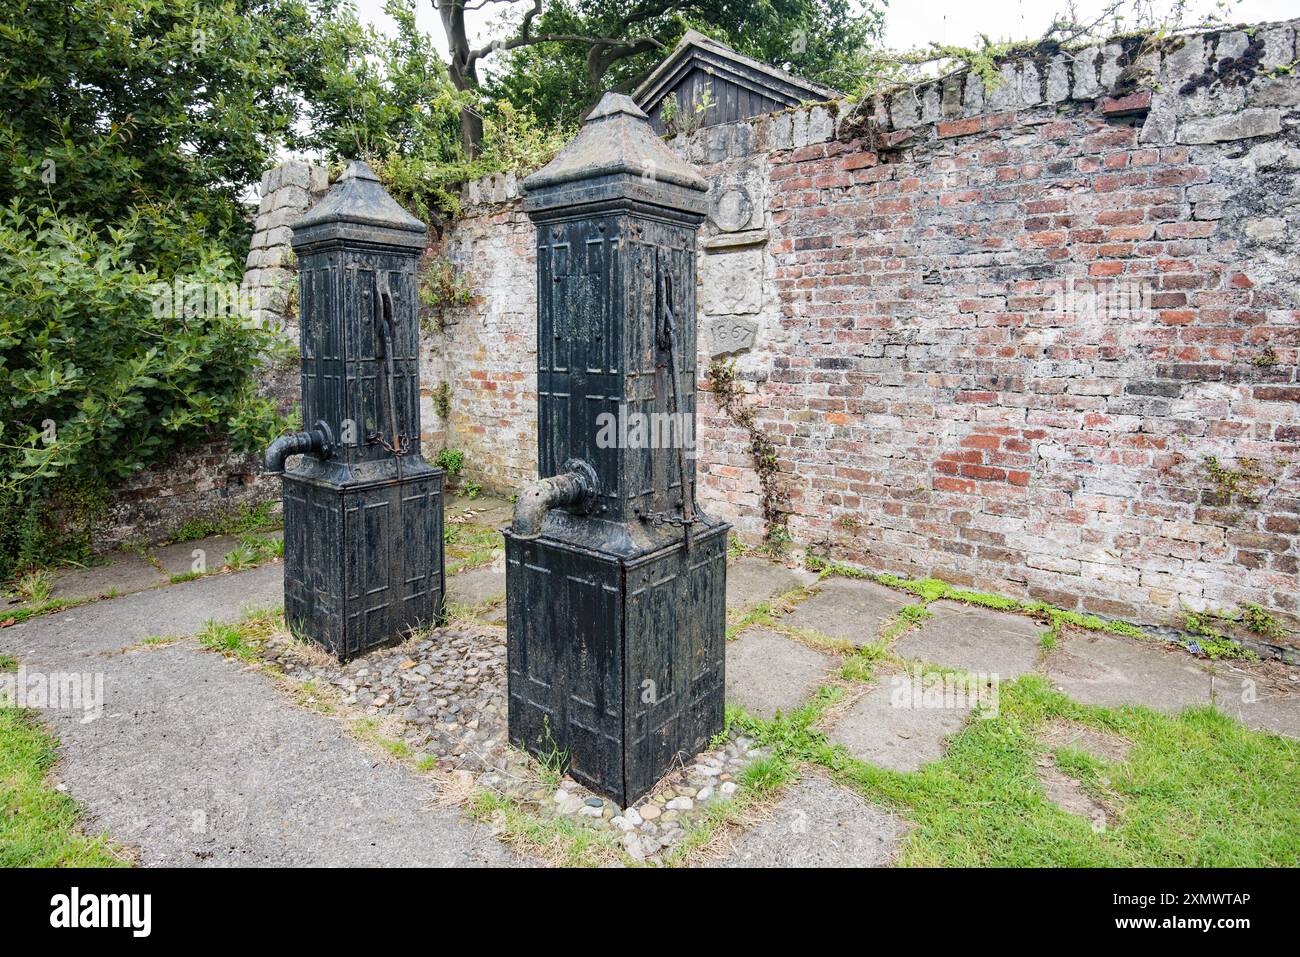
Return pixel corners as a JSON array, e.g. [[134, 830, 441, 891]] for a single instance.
[[264, 161, 445, 660], [504, 94, 730, 807]]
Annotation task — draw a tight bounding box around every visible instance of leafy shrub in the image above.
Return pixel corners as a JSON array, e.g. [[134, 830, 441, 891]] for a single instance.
[[0, 207, 288, 575], [364, 98, 571, 224]]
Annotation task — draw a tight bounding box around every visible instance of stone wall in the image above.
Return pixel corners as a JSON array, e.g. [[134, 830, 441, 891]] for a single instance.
[[245, 160, 330, 339], [422, 18, 1300, 630]]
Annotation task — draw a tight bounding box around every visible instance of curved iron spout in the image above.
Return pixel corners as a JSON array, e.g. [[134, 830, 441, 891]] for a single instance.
[[264, 420, 335, 474], [511, 459, 597, 539]]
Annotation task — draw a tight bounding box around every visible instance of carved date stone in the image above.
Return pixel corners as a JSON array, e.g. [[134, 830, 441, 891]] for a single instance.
[[710, 316, 758, 357]]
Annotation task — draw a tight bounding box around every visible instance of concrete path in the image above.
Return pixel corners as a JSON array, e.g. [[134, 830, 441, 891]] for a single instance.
[[1, 565, 517, 867], [1, 531, 286, 616], [6, 537, 1298, 868]]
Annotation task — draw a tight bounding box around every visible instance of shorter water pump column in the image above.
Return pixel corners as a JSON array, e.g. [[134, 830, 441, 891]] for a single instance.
[[264, 161, 445, 661], [505, 94, 730, 808]]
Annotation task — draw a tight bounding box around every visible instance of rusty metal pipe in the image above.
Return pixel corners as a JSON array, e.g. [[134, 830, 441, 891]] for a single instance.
[[511, 459, 597, 539], [263, 420, 335, 474]]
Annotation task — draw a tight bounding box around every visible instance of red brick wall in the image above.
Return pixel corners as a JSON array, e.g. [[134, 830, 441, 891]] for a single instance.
[[423, 22, 1299, 630], [420, 187, 537, 494], [692, 22, 1300, 627]]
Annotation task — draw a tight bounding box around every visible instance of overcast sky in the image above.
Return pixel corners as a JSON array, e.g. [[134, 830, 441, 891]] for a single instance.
[[352, 0, 1295, 64]]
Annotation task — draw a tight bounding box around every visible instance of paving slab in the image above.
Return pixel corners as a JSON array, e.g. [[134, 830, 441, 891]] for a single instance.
[[894, 600, 1043, 678], [780, 576, 909, 646], [0, 565, 518, 867], [150, 534, 246, 577], [725, 557, 817, 612], [447, 562, 505, 605], [48, 554, 167, 601], [725, 627, 835, 719], [1044, 632, 1216, 714], [721, 775, 907, 867], [1213, 690, 1300, 739], [447, 563, 506, 623], [827, 676, 974, 772]]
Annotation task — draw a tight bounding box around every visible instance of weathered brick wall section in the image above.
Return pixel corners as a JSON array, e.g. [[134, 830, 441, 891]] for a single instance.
[[419, 173, 537, 493], [98, 438, 282, 546], [682, 19, 1300, 626], [109, 20, 1290, 631]]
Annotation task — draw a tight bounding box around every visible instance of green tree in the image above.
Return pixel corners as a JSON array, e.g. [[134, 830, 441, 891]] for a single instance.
[[442, 0, 886, 133], [0, 0, 565, 574], [0, 0, 355, 264], [0, 0, 343, 572]]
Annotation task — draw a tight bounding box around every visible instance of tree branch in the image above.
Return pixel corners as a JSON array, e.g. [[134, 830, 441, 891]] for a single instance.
[[465, 0, 669, 69]]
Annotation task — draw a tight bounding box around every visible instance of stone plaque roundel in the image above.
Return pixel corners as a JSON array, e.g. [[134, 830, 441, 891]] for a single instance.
[[711, 186, 752, 232]]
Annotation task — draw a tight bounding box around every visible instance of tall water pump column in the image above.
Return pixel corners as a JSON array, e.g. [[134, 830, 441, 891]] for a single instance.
[[264, 161, 445, 660], [505, 94, 730, 807]]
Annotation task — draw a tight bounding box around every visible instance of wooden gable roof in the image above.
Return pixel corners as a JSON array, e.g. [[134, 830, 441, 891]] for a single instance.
[[633, 30, 840, 135]]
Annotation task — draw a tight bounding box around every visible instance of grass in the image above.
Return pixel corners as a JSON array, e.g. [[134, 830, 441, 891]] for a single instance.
[[0, 593, 95, 627], [351, 718, 411, 759], [725, 600, 778, 641], [727, 675, 1300, 867], [469, 790, 622, 867], [138, 635, 178, 648], [13, 568, 53, 603], [444, 523, 502, 574], [0, 706, 129, 866], [196, 608, 282, 662], [881, 602, 932, 642], [839, 640, 893, 683], [222, 534, 283, 572], [738, 753, 796, 797]]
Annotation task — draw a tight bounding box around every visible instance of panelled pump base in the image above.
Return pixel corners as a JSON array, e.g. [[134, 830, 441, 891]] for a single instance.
[[264, 161, 446, 661], [505, 94, 730, 808]]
